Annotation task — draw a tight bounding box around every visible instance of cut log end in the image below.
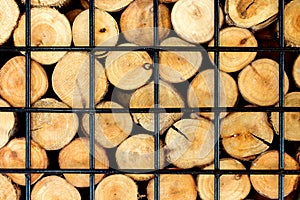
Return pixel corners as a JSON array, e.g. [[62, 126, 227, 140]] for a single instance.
[[31, 176, 81, 200], [270, 92, 300, 141], [116, 134, 164, 181], [165, 118, 214, 169], [238, 58, 289, 106], [221, 111, 273, 160], [0, 174, 20, 200], [250, 150, 299, 199], [147, 174, 197, 200], [0, 56, 48, 107], [58, 138, 109, 187], [95, 175, 138, 200], [197, 158, 251, 200], [0, 98, 16, 149], [171, 0, 224, 44], [293, 55, 300, 88], [0, 0, 19, 45], [13, 7, 72, 65], [31, 98, 79, 150], [284, 0, 300, 47], [0, 138, 48, 186]]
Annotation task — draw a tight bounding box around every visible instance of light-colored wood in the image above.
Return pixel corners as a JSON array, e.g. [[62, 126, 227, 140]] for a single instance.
[[0, 98, 16, 149], [171, 0, 224, 44], [81, 0, 135, 12], [0, 56, 48, 107], [95, 175, 138, 200], [0, 174, 20, 200], [208, 27, 257, 73], [31, 176, 81, 200], [129, 81, 184, 133], [197, 158, 251, 200], [159, 0, 178, 3], [81, 101, 133, 148], [187, 69, 238, 120], [293, 55, 300, 87], [58, 137, 109, 187], [165, 118, 214, 169], [159, 37, 202, 83], [105, 43, 153, 90], [115, 134, 164, 181], [0, 138, 48, 186], [147, 174, 197, 200], [238, 58, 289, 106], [21, 0, 70, 7], [284, 0, 300, 47], [66, 9, 83, 24], [271, 92, 300, 141], [250, 150, 299, 199], [52, 51, 108, 108], [120, 0, 171, 46], [0, 0, 19, 45], [31, 98, 79, 150], [72, 9, 119, 47], [13, 8, 72, 65], [225, 0, 278, 31], [221, 111, 273, 160]]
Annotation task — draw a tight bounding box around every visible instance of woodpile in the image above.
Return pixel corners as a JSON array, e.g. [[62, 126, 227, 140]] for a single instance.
[[0, 0, 299, 199]]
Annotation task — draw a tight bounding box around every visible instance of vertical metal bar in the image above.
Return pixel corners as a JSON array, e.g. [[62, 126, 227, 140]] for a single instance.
[[89, 1, 95, 199], [213, 0, 220, 200], [153, 0, 160, 200], [278, 0, 285, 199], [25, 1, 31, 199]]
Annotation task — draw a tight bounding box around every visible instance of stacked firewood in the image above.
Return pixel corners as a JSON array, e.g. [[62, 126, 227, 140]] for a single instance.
[[0, 0, 299, 199]]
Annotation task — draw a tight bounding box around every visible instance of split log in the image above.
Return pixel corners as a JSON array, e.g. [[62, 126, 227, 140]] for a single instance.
[[105, 43, 153, 90], [0, 138, 48, 186], [81, 101, 133, 148], [238, 58, 289, 106], [95, 175, 138, 200], [58, 137, 109, 187], [159, 37, 202, 83], [21, 0, 70, 7], [72, 9, 119, 48], [171, 0, 224, 44], [115, 134, 164, 181], [0, 56, 48, 107], [293, 55, 300, 88], [187, 69, 238, 120], [0, 98, 16, 149], [250, 150, 299, 199], [220, 111, 273, 160], [31, 98, 79, 150], [80, 0, 135, 12], [197, 158, 251, 200], [31, 176, 81, 200], [0, 174, 20, 200], [224, 0, 278, 31], [120, 0, 171, 46], [271, 92, 300, 141], [13, 8, 72, 65], [284, 0, 300, 47], [147, 174, 197, 200], [129, 81, 184, 133], [52, 51, 108, 108], [0, 0, 19, 45], [165, 118, 214, 169], [66, 9, 83, 24], [208, 27, 258, 73]]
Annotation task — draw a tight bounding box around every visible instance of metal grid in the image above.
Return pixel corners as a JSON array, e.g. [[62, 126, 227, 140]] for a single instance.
[[0, 0, 299, 199]]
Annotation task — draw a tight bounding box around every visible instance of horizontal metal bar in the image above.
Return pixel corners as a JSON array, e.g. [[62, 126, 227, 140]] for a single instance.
[[0, 107, 299, 113]]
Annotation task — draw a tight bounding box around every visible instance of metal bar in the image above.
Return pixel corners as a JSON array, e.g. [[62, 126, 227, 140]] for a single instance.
[[213, 0, 220, 199], [89, 0, 96, 199], [278, 0, 285, 199], [25, 1, 31, 199], [153, 0, 160, 200]]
